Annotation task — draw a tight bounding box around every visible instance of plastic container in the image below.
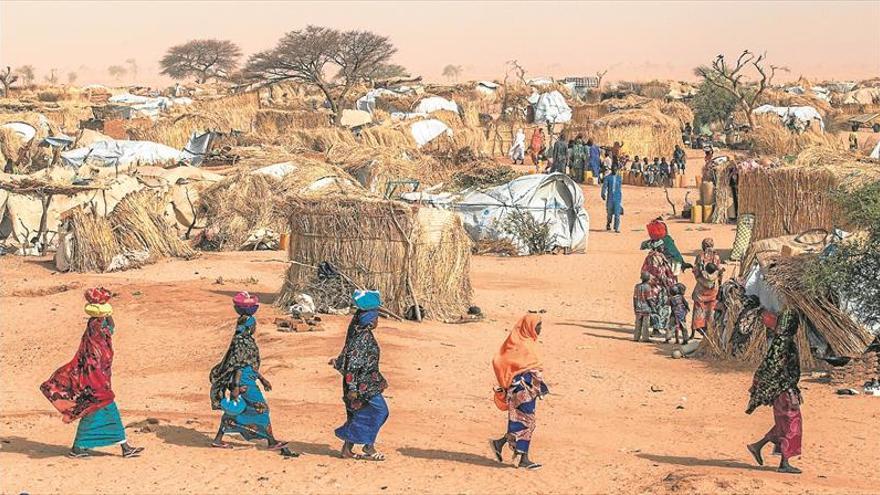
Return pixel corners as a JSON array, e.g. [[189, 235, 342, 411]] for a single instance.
[[699, 181, 715, 206], [691, 204, 703, 223], [678, 175, 687, 188], [702, 204, 714, 222]]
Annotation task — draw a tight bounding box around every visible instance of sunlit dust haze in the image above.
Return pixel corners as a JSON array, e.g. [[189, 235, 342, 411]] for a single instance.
[[1, 0, 878, 87]]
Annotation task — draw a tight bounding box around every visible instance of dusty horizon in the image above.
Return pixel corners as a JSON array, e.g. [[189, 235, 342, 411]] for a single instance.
[[1, 0, 879, 88]]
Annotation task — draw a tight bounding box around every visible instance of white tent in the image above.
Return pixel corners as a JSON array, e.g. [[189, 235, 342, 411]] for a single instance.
[[870, 139, 880, 159], [414, 96, 459, 114], [753, 105, 825, 131], [476, 81, 499, 95], [400, 173, 589, 254], [410, 119, 452, 147], [0, 122, 37, 143], [61, 140, 188, 170], [529, 91, 572, 124]]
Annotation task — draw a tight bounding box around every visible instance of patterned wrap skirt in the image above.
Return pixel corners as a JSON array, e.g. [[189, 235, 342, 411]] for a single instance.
[[506, 371, 549, 454], [220, 366, 273, 441], [335, 394, 389, 445]]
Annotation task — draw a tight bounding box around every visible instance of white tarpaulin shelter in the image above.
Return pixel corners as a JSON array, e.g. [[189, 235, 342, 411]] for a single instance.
[[0, 122, 37, 143], [871, 140, 880, 159], [476, 81, 499, 95], [356, 88, 404, 114], [414, 96, 459, 114], [61, 140, 188, 170], [529, 91, 572, 124], [400, 173, 589, 254], [252, 161, 298, 179], [410, 119, 452, 147], [753, 105, 825, 131]]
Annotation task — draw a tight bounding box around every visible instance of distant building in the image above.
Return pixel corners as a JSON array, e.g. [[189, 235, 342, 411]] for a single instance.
[[561, 76, 599, 89]]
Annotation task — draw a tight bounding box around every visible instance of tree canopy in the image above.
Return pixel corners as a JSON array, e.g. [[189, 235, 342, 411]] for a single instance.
[[160, 39, 242, 83], [691, 80, 739, 128], [246, 25, 397, 124]]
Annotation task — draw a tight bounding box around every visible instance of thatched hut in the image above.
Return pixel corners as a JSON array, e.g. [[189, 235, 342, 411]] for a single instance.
[[738, 146, 880, 242], [56, 189, 196, 272], [699, 254, 874, 370], [197, 153, 365, 251], [590, 107, 684, 158], [276, 198, 472, 322]]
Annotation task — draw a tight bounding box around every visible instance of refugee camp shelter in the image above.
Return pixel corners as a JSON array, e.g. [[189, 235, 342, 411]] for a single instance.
[[277, 197, 473, 321], [401, 173, 589, 255], [753, 105, 825, 131]]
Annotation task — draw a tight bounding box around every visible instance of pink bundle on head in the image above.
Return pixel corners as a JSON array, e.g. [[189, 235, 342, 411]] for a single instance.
[[233, 291, 259, 308], [85, 287, 112, 304]]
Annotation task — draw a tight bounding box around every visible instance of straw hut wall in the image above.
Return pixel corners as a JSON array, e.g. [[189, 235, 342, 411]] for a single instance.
[[738, 147, 880, 241], [590, 108, 683, 157], [60, 190, 195, 272], [277, 198, 472, 321]]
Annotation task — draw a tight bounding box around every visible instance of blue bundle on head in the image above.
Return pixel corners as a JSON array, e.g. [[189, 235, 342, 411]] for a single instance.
[[234, 304, 259, 316], [352, 289, 381, 311]]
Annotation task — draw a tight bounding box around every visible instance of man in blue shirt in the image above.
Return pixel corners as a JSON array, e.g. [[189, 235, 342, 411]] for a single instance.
[[601, 165, 623, 232]]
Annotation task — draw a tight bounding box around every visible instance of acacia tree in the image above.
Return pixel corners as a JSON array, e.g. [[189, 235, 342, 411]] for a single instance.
[[67, 71, 78, 85], [246, 25, 397, 124], [107, 65, 127, 81], [1, 66, 18, 96], [695, 50, 787, 128], [691, 80, 739, 128], [15, 65, 35, 87], [160, 39, 242, 83], [363, 63, 409, 87], [44, 68, 58, 85], [442, 64, 462, 83]]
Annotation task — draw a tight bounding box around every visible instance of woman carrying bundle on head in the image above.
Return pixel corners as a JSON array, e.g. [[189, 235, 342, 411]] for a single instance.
[[41, 287, 144, 459], [489, 314, 549, 470], [209, 292, 298, 457], [746, 309, 803, 474], [330, 290, 390, 461]]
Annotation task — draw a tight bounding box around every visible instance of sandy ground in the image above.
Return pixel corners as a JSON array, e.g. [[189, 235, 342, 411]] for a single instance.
[[1, 157, 879, 494]]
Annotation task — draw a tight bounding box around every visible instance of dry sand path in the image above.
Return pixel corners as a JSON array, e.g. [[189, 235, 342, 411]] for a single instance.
[[2, 170, 878, 494]]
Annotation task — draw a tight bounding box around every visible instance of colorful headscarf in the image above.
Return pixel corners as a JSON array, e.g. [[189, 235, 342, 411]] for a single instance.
[[492, 314, 543, 389], [702, 237, 715, 251], [746, 310, 801, 414], [85, 287, 112, 304], [41, 316, 116, 423], [209, 315, 261, 410]]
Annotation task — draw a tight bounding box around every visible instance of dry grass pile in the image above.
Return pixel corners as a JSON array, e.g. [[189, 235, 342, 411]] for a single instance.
[[0, 112, 59, 169], [198, 151, 367, 250], [701, 255, 874, 369], [450, 159, 520, 190], [749, 115, 838, 156], [277, 198, 472, 321], [62, 190, 195, 272], [128, 92, 260, 148], [325, 144, 445, 194], [738, 145, 880, 241], [253, 108, 331, 136]]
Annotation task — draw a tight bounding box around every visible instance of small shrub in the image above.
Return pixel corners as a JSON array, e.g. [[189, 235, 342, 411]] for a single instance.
[[37, 91, 60, 102], [498, 209, 557, 255]]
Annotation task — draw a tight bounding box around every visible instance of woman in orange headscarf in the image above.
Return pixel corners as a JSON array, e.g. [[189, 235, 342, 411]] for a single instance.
[[489, 314, 548, 470]]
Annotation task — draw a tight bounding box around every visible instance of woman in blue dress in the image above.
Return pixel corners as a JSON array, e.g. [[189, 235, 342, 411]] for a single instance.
[[209, 292, 298, 457]]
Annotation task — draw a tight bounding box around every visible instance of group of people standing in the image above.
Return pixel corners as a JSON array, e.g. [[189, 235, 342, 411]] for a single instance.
[[633, 225, 723, 345], [509, 128, 623, 185], [40, 287, 551, 470]]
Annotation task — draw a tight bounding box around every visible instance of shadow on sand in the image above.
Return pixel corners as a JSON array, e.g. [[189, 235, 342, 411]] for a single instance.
[[397, 447, 507, 468]]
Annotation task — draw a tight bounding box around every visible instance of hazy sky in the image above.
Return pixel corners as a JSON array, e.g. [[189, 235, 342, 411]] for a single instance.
[[1, 0, 878, 87]]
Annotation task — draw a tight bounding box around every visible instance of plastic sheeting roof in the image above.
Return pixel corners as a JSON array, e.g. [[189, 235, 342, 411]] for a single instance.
[[414, 96, 459, 114], [401, 173, 589, 254], [0, 122, 37, 143], [410, 119, 452, 147], [753, 105, 825, 131], [529, 91, 572, 124], [61, 140, 187, 169]]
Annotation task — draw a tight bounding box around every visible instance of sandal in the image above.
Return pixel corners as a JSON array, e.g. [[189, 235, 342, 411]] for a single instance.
[[68, 449, 91, 458], [355, 452, 385, 461], [267, 441, 289, 451], [280, 449, 300, 458], [211, 441, 233, 449], [747, 444, 763, 466], [489, 440, 504, 463], [518, 461, 543, 470], [122, 446, 144, 458]]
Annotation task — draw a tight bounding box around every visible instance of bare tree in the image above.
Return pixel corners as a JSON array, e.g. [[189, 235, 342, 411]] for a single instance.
[[107, 65, 128, 82], [0, 66, 18, 96], [246, 25, 397, 125], [15, 65, 35, 87], [44, 68, 58, 85], [160, 39, 241, 83], [442, 64, 462, 83], [125, 58, 138, 82], [67, 71, 78, 85], [595, 69, 608, 90], [695, 50, 787, 128]]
